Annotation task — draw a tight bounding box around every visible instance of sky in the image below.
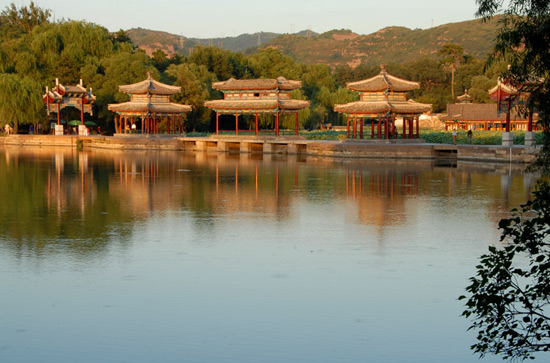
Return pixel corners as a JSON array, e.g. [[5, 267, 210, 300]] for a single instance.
[[8, 0, 482, 38]]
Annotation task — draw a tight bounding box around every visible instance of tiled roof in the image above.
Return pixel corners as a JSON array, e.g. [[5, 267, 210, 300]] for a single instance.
[[347, 65, 420, 92], [212, 76, 302, 91], [334, 100, 431, 114], [118, 72, 181, 95], [204, 99, 309, 111], [108, 102, 191, 113]]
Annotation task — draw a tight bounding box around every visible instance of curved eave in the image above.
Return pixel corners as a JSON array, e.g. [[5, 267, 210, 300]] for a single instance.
[[119, 79, 181, 95], [108, 102, 191, 114], [279, 99, 310, 110], [334, 101, 391, 114], [347, 74, 420, 92]]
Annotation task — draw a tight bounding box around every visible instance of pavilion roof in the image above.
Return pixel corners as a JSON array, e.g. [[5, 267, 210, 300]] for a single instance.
[[211, 76, 302, 91], [204, 99, 309, 111], [347, 65, 420, 92], [446, 103, 536, 121], [118, 72, 181, 95], [334, 100, 431, 115], [456, 91, 472, 102], [108, 102, 191, 114]]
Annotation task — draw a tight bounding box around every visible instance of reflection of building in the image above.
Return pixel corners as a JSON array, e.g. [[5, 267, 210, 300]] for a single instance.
[[205, 77, 310, 136], [334, 65, 432, 139], [108, 72, 191, 134]]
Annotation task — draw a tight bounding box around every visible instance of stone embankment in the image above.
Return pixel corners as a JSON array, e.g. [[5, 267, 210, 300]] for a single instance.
[[0, 134, 539, 164]]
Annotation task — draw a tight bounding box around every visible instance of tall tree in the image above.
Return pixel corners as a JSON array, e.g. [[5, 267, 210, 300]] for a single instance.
[[461, 1, 550, 361], [0, 73, 44, 133], [0, 1, 51, 39], [438, 43, 465, 100]]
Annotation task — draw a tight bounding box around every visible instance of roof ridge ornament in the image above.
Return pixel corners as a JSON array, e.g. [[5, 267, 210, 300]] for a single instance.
[[146, 71, 153, 80], [380, 64, 387, 73]]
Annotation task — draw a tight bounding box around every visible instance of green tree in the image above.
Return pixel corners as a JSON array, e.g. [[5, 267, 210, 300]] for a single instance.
[[0, 1, 51, 39], [460, 181, 550, 361], [438, 43, 465, 100], [166, 63, 216, 131], [460, 2, 550, 361], [0, 73, 44, 133]]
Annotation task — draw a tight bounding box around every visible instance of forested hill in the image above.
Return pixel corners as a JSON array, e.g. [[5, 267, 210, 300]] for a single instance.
[[127, 28, 316, 55], [128, 18, 498, 66], [263, 17, 500, 67]]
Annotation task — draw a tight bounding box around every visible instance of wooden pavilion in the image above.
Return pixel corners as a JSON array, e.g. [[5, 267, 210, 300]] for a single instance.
[[442, 103, 540, 131], [334, 65, 432, 139], [204, 76, 310, 136], [108, 72, 191, 134], [43, 79, 96, 134]]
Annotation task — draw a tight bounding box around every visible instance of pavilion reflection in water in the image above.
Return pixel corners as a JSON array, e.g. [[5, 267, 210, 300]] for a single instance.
[[0, 147, 538, 241]]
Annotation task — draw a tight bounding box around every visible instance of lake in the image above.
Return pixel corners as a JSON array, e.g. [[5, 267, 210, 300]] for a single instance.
[[0, 146, 537, 362]]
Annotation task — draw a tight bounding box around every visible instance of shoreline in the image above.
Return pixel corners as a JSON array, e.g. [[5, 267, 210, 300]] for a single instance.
[[0, 134, 539, 164]]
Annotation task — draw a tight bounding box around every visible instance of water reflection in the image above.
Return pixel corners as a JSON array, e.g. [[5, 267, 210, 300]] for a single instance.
[[0, 146, 536, 252], [0, 146, 538, 363]]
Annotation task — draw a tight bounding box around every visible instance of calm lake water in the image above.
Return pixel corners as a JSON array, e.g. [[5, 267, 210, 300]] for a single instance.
[[0, 146, 538, 363]]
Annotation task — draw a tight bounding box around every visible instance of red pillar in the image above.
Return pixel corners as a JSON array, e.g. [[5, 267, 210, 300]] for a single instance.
[[506, 99, 511, 132], [216, 112, 219, 135], [57, 104, 60, 125], [409, 118, 414, 139], [255, 113, 259, 136], [352, 118, 357, 139], [141, 117, 144, 134], [295, 112, 299, 136], [403, 117, 407, 139], [235, 114, 239, 135], [360, 118, 363, 139], [384, 117, 389, 139], [377, 118, 382, 139], [124, 116, 128, 134], [80, 96, 84, 125], [346, 117, 350, 139]]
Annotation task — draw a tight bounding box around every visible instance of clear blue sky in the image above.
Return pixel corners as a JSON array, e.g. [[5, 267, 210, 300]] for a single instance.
[[21, 0, 482, 38]]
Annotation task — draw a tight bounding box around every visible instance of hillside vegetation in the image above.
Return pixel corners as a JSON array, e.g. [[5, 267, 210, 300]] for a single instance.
[[128, 18, 498, 67]]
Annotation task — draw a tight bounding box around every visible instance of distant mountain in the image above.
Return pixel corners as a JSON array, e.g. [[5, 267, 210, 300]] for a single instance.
[[127, 28, 316, 56], [263, 18, 500, 67], [127, 17, 498, 66]]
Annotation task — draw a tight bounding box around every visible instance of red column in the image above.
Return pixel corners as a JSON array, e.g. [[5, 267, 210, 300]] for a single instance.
[[346, 117, 350, 139], [403, 117, 407, 139], [352, 118, 357, 139], [360, 118, 363, 139], [377, 118, 381, 140], [295, 112, 299, 136], [80, 96, 84, 125], [384, 117, 389, 139], [57, 104, 60, 125], [124, 117, 127, 134], [141, 117, 144, 134], [255, 114, 259, 136], [409, 118, 413, 139], [506, 99, 511, 132], [216, 113, 219, 135], [235, 114, 239, 135]]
